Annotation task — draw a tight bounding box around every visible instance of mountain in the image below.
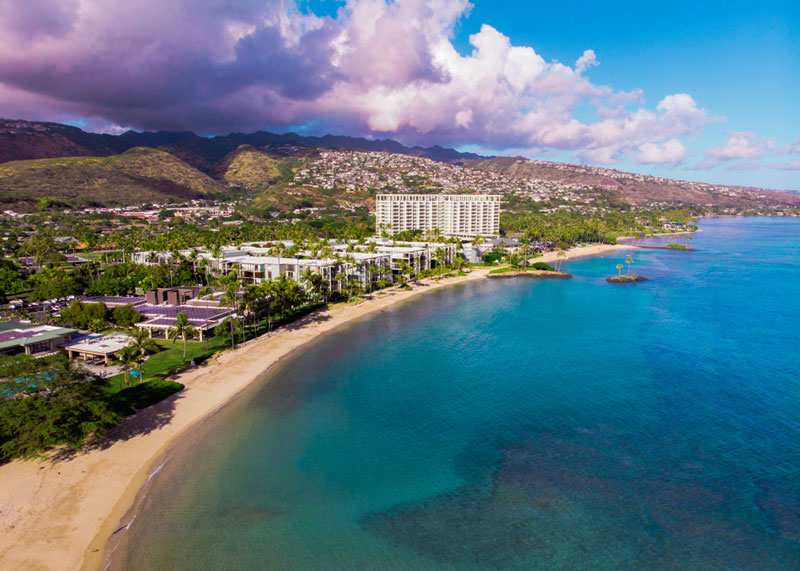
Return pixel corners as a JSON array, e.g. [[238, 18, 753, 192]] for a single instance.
[[0, 119, 128, 163], [0, 147, 225, 209], [0, 118, 484, 170], [1, 118, 797, 213]]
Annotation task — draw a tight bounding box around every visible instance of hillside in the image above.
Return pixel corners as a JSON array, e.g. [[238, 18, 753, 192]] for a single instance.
[[0, 119, 127, 163], [216, 145, 284, 186], [465, 157, 800, 209], [0, 147, 225, 210], [1, 118, 797, 213]]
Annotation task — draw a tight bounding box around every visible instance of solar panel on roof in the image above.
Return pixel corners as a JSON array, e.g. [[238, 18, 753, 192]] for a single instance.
[[0, 331, 33, 342], [138, 305, 232, 320], [144, 317, 214, 326]]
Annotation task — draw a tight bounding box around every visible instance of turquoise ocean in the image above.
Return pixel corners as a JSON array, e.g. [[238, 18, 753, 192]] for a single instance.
[[118, 217, 800, 570]]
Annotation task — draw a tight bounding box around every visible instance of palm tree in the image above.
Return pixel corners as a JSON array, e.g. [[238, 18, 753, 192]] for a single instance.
[[555, 249, 567, 272], [346, 277, 360, 302], [127, 328, 159, 373], [519, 236, 530, 268], [616, 263, 624, 276], [168, 312, 197, 364], [117, 345, 141, 387], [471, 234, 485, 260], [216, 268, 241, 347], [625, 255, 634, 275], [333, 272, 345, 295], [240, 284, 263, 341], [367, 265, 379, 295], [211, 244, 223, 277], [301, 267, 323, 304]]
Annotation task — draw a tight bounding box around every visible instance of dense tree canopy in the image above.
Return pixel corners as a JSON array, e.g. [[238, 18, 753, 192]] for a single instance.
[[0, 354, 122, 460]]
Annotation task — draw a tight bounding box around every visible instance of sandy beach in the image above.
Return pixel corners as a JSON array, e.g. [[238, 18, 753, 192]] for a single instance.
[[0, 242, 624, 571]]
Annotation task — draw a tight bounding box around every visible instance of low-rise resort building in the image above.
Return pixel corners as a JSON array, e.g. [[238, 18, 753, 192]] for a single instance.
[[131, 237, 458, 294]]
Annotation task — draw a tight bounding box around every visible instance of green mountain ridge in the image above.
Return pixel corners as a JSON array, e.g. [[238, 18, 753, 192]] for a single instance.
[[0, 147, 225, 209]]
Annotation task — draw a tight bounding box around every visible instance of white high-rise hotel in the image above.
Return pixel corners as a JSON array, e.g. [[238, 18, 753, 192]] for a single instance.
[[376, 194, 501, 238]]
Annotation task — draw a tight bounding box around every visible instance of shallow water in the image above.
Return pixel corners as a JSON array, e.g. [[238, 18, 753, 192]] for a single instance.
[[120, 217, 800, 570]]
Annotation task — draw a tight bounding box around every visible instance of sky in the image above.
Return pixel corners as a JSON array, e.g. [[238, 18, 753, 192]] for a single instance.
[[1, 0, 798, 189]]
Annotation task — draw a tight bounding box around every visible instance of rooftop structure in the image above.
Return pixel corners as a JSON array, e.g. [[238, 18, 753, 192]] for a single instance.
[[134, 302, 236, 341], [0, 324, 85, 356], [376, 194, 501, 238], [60, 334, 134, 365], [82, 296, 146, 307]]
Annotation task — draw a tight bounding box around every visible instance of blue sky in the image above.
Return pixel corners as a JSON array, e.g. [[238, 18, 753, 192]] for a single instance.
[[2, 0, 798, 189], [453, 0, 800, 187]]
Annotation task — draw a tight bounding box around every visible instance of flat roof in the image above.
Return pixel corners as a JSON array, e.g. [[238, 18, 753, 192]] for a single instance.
[[60, 334, 133, 355], [0, 326, 79, 350], [137, 304, 234, 320], [82, 296, 147, 307]]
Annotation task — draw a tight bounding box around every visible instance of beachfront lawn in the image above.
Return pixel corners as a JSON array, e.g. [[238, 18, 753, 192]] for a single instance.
[[104, 336, 228, 393], [489, 261, 557, 274], [338, 298, 366, 306]]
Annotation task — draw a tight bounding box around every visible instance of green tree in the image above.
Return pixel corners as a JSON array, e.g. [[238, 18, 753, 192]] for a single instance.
[[167, 312, 197, 364], [111, 304, 142, 328], [28, 267, 80, 302], [215, 268, 241, 348], [116, 345, 141, 387], [555, 249, 567, 272], [127, 328, 160, 366], [0, 354, 121, 460]]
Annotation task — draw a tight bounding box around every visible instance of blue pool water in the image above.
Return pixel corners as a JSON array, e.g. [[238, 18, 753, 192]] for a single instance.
[[119, 217, 800, 569]]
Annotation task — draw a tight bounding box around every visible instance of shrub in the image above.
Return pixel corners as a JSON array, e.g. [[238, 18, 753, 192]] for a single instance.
[[532, 262, 556, 271], [112, 303, 142, 327]]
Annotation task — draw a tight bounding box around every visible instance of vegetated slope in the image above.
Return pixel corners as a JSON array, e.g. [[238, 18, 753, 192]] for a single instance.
[[156, 138, 240, 175], [215, 145, 283, 187], [0, 119, 128, 163], [0, 147, 225, 209], [466, 157, 800, 208]]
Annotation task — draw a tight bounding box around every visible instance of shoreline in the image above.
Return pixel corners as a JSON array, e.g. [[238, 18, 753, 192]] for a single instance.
[[0, 242, 624, 571]]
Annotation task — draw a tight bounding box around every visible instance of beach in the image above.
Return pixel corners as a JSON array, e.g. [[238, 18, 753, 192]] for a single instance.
[[0, 242, 625, 571]]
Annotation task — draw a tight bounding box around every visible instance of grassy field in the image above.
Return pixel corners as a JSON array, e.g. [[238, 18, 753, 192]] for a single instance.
[[488, 264, 556, 274], [105, 336, 229, 393]]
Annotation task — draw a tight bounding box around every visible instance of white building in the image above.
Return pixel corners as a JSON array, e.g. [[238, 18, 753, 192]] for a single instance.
[[376, 194, 501, 238], [131, 237, 457, 292]]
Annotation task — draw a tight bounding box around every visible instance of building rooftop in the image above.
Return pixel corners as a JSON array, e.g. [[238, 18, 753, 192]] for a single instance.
[[82, 296, 147, 307], [60, 334, 133, 355], [0, 326, 79, 350]]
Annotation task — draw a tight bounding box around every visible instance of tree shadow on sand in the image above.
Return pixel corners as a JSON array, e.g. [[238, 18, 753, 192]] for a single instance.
[[279, 308, 333, 332], [48, 389, 183, 462]]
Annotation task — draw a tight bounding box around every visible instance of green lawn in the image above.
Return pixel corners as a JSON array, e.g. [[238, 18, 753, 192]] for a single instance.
[[105, 336, 228, 393], [488, 265, 555, 274]]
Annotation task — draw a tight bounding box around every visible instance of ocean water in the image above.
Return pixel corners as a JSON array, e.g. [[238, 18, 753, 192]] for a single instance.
[[118, 217, 800, 570]]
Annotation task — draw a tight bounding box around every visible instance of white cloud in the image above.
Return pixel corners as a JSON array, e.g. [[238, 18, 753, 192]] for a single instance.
[[784, 133, 800, 154], [697, 130, 775, 168], [0, 0, 716, 165], [769, 159, 800, 171], [575, 49, 598, 74], [637, 139, 687, 164]]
